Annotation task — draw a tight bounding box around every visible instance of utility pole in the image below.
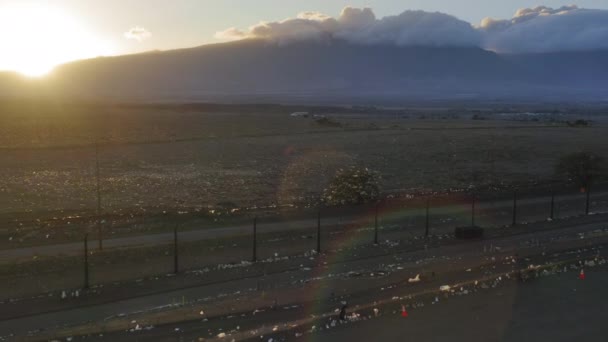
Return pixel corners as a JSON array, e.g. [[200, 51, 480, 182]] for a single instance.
[[95, 142, 102, 251]]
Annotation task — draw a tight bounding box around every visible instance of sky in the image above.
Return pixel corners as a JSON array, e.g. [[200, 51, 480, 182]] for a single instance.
[[1, 0, 608, 76]]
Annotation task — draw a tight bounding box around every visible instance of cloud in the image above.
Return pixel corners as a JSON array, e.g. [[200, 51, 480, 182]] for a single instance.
[[124, 26, 151, 42], [214, 27, 248, 41], [215, 6, 608, 54], [480, 6, 608, 53], [215, 7, 481, 47]]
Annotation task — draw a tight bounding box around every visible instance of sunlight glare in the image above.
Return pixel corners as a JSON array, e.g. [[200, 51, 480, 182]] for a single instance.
[[0, 4, 115, 77]]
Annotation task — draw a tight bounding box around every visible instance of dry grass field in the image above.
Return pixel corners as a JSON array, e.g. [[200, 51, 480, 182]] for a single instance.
[[1, 100, 607, 246]]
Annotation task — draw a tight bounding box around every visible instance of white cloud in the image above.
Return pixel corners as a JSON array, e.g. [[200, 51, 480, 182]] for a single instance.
[[124, 26, 151, 42], [215, 6, 608, 53], [215, 7, 481, 47], [480, 6, 608, 53], [214, 27, 247, 41]]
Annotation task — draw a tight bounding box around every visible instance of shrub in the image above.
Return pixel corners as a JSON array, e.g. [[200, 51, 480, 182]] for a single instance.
[[315, 117, 342, 127], [322, 167, 381, 206]]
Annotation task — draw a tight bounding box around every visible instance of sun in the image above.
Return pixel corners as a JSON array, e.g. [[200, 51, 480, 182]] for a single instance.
[[0, 4, 114, 77]]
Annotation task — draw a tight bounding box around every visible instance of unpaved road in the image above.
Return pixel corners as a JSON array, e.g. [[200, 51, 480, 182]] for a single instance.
[[2, 215, 606, 341]]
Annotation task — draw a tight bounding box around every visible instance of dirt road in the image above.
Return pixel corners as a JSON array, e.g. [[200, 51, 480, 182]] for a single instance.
[[1, 215, 606, 341]]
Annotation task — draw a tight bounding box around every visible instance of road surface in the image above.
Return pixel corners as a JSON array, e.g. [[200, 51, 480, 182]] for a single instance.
[[1, 216, 606, 340], [312, 266, 608, 342]]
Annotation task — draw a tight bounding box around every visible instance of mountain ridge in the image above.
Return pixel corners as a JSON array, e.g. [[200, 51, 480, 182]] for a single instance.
[[2, 39, 608, 104]]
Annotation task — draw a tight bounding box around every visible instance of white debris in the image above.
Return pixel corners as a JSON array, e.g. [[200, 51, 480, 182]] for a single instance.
[[373, 308, 379, 317], [408, 274, 421, 283], [217, 332, 226, 338], [199, 310, 205, 315], [272, 326, 278, 332], [440, 285, 451, 292]]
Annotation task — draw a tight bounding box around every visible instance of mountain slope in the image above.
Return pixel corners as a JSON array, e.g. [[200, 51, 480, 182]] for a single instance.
[[2, 39, 608, 103]]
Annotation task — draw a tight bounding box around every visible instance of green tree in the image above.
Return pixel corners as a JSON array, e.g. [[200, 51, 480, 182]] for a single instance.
[[322, 167, 381, 206], [555, 152, 603, 190]]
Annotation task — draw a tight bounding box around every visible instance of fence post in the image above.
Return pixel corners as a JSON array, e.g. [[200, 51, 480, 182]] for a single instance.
[[374, 202, 379, 245], [97, 221, 103, 252], [550, 191, 555, 220], [173, 225, 179, 274], [425, 199, 430, 238], [512, 191, 517, 226], [471, 196, 476, 227], [84, 234, 89, 289], [585, 185, 591, 215], [316, 208, 321, 253], [252, 217, 257, 262]]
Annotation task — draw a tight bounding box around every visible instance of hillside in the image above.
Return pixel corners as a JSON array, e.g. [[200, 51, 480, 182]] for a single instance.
[[2, 39, 608, 103]]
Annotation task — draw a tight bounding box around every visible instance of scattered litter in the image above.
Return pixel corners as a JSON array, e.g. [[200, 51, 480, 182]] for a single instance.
[[408, 274, 421, 283]]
